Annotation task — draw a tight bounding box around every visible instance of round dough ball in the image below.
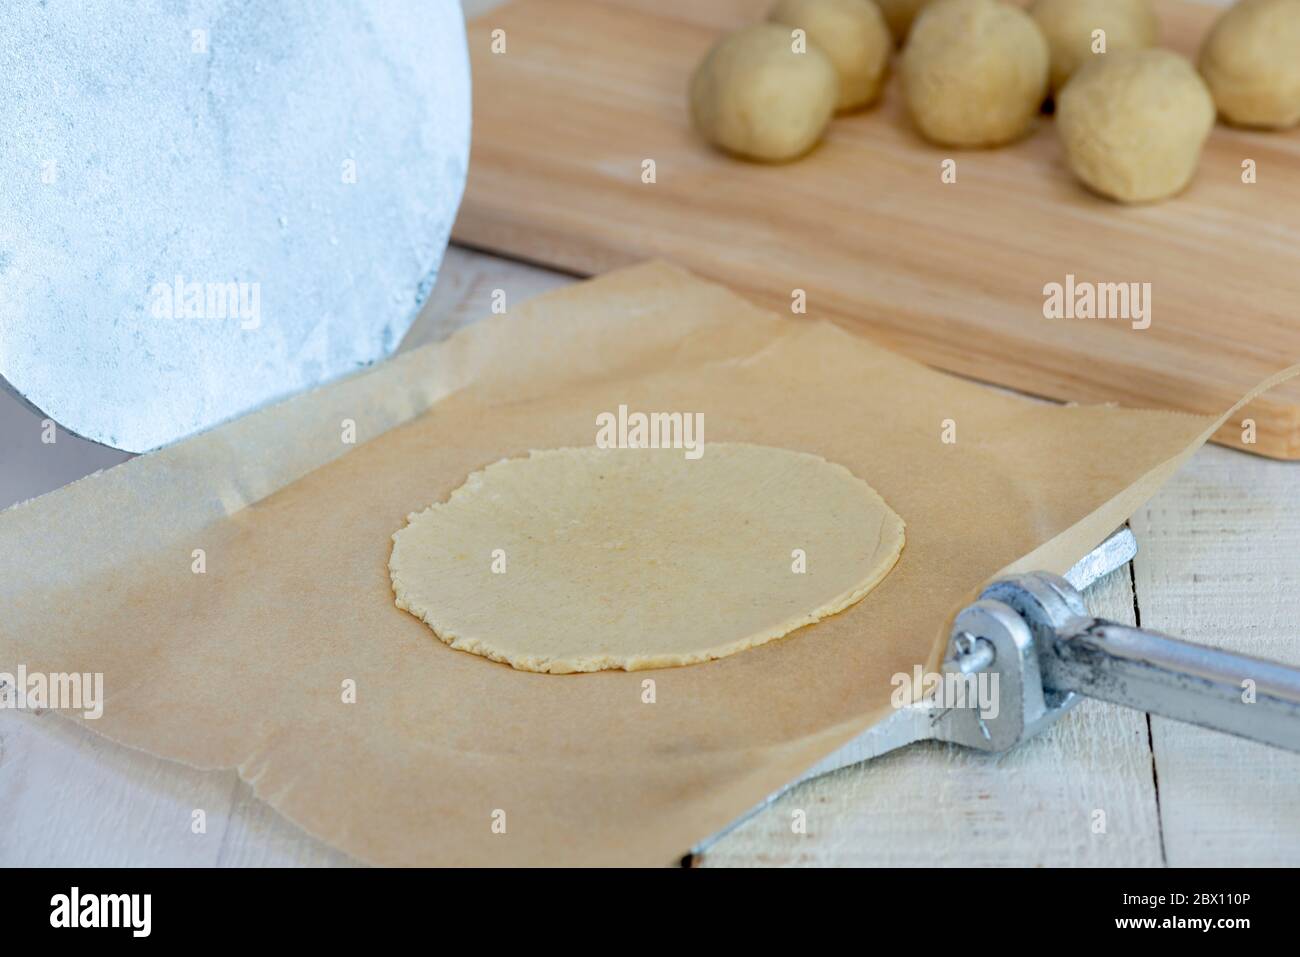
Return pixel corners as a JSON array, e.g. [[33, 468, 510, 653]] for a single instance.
[[690, 23, 838, 162], [1199, 0, 1300, 129], [768, 0, 892, 112], [876, 0, 936, 43], [1057, 50, 1215, 203], [1030, 0, 1159, 93], [901, 0, 1050, 147]]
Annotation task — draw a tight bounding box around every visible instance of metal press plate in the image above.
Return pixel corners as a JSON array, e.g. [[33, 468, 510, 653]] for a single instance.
[[0, 0, 471, 452]]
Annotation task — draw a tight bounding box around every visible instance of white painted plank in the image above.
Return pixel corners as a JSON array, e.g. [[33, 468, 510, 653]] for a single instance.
[[1132, 444, 1300, 867], [0, 710, 233, 866], [400, 245, 574, 353]]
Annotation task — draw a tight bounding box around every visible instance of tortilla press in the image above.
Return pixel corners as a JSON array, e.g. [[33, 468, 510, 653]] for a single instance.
[[696, 527, 1300, 853], [0, 0, 470, 453]]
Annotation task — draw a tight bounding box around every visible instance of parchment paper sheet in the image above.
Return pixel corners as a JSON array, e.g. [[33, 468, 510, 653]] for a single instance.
[[0, 262, 1285, 866]]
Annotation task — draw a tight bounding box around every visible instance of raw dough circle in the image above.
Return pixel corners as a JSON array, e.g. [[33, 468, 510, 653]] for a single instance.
[[690, 23, 838, 162], [768, 0, 892, 112], [1057, 49, 1215, 204], [1199, 0, 1300, 130], [877, 0, 936, 43], [901, 0, 1050, 147], [1029, 0, 1159, 93], [389, 444, 905, 674]]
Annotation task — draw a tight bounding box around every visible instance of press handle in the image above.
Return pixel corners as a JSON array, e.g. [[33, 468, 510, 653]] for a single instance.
[[1044, 619, 1300, 753]]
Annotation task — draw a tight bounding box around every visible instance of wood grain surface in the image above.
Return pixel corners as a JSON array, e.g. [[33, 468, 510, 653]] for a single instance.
[[455, 0, 1300, 458]]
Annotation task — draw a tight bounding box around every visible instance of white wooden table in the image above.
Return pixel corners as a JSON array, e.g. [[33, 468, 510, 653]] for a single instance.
[[3, 244, 1299, 867]]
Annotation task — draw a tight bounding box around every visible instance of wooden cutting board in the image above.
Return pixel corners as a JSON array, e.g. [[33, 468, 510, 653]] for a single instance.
[[455, 0, 1300, 458]]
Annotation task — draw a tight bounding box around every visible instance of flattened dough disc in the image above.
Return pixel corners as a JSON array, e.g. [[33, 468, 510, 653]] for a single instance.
[[389, 444, 905, 673]]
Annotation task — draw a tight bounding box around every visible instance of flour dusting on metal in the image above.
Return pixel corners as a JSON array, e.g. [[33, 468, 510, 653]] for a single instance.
[[0, 0, 471, 451]]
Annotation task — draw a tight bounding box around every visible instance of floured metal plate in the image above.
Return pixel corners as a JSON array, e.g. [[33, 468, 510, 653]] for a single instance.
[[0, 0, 470, 452]]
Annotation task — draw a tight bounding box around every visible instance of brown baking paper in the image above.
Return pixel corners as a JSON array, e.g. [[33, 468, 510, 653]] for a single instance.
[[1, 262, 1291, 866]]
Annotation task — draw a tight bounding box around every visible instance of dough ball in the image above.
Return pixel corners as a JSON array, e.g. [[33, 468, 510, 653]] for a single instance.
[[1199, 0, 1300, 129], [690, 23, 838, 162], [1057, 49, 1215, 203], [900, 0, 1050, 147], [875, 0, 936, 43], [1030, 0, 1159, 93], [768, 0, 892, 112]]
